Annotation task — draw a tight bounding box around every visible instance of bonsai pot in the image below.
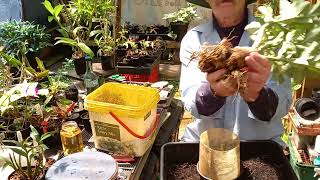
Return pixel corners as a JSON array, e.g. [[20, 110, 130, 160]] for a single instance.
[[170, 22, 189, 42], [100, 55, 113, 71], [72, 54, 86, 76], [161, 141, 298, 180], [65, 86, 79, 102]]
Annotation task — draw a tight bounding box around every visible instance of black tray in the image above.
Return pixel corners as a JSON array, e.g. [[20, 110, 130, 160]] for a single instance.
[[116, 56, 160, 75], [160, 141, 298, 180]]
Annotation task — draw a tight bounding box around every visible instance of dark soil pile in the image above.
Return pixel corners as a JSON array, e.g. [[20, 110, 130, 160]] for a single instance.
[[168, 163, 200, 180], [240, 158, 283, 180], [167, 158, 284, 180]]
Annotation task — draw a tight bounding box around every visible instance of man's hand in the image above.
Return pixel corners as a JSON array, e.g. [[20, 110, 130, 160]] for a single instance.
[[207, 69, 238, 97], [241, 52, 271, 102]]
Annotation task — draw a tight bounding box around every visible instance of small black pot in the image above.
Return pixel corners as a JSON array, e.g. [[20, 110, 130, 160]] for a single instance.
[[42, 118, 63, 149], [80, 110, 91, 133], [170, 22, 189, 42], [73, 56, 86, 76], [65, 86, 79, 102], [5, 122, 31, 143], [100, 55, 113, 71], [295, 98, 320, 120]]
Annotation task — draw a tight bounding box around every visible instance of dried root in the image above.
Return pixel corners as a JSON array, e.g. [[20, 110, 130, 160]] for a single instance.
[[192, 38, 250, 92]]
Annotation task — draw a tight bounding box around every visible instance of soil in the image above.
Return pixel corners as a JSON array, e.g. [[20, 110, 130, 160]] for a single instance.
[[240, 158, 283, 180], [9, 169, 44, 180], [8, 159, 56, 180], [167, 158, 285, 180], [168, 163, 200, 180]]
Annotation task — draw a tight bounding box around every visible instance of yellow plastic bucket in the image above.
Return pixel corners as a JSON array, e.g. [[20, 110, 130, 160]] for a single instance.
[[84, 83, 160, 157]]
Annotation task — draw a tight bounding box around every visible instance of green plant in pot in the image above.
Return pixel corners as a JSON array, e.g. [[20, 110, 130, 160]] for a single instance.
[[0, 125, 52, 180], [0, 21, 51, 83], [43, 0, 94, 76], [0, 81, 49, 141], [91, 19, 115, 71], [43, 0, 115, 76], [162, 3, 198, 41]]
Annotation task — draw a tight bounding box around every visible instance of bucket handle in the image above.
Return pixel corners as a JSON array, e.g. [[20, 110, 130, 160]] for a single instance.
[[109, 112, 158, 139]]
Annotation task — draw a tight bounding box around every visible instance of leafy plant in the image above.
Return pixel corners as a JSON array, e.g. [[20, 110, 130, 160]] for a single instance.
[[43, 0, 116, 58], [162, 3, 198, 24], [90, 19, 115, 56], [0, 51, 49, 83], [1, 126, 51, 180], [246, 0, 320, 89], [0, 80, 49, 126], [0, 21, 51, 56]]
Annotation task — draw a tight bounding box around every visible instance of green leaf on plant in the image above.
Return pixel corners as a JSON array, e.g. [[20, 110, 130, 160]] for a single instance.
[[36, 70, 49, 79], [55, 38, 77, 46], [292, 84, 302, 91], [48, 16, 54, 22], [10, 147, 27, 157], [0, 52, 22, 68], [40, 133, 52, 142], [30, 125, 40, 142], [25, 67, 37, 76], [57, 28, 69, 38], [78, 42, 94, 58], [2, 161, 12, 170], [43, 0, 54, 15], [89, 30, 103, 37], [54, 5, 64, 17], [36, 57, 46, 71]]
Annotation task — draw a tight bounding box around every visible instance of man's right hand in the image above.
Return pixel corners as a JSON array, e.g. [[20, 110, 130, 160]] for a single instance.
[[206, 69, 238, 97]]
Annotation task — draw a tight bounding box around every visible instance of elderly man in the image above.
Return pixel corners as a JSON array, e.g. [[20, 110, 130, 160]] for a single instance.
[[179, 0, 292, 146]]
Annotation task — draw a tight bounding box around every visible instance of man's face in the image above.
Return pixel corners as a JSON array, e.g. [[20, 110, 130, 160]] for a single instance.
[[207, 0, 246, 16]]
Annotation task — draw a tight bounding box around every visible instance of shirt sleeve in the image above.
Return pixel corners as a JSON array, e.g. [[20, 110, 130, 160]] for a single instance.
[[247, 75, 292, 123], [196, 82, 226, 116], [247, 87, 279, 122]]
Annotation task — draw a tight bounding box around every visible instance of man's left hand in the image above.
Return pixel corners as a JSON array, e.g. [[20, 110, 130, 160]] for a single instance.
[[241, 52, 271, 102]]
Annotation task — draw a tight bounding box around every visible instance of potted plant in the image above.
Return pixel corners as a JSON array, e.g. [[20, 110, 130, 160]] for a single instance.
[[0, 20, 51, 70], [0, 21, 51, 83], [0, 126, 52, 180], [91, 19, 115, 71], [0, 80, 49, 141], [43, 0, 115, 76], [162, 3, 198, 41]]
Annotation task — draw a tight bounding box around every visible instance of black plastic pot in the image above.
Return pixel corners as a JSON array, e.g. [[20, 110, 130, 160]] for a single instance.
[[65, 86, 79, 102], [5, 122, 31, 142], [42, 118, 63, 149], [73, 56, 86, 76], [295, 98, 320, 120], [80, 110, 91, 133], [312, 88, 320, 105], [100, 55, 113, 71], [170, 22, 189, 42], [116, 55, 160, 75], [161, 141, 297, 180]]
